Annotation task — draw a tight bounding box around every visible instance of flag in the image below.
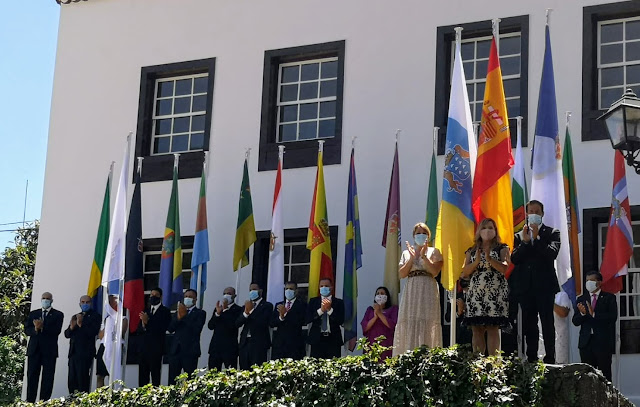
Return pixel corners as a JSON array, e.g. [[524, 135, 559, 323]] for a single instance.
[[124, 162, 144, 332], [159, 157, 183, 307], [562, 126, 582, 300], [435, 39, 477, 291], [343, 147, 362, 351], [512, 122, 528, 234], [530, 25, 572, 288], [266, 148, 284, 305], [87, 176, 110, 313], [600, 151, 633, 293], [426, 149, 439, 244], [191, 163, 210, 308], [382, 143, 401, 303], [307, 146, 333, 298], [472, 37, 514, 249], [233, 159, 256, 271]]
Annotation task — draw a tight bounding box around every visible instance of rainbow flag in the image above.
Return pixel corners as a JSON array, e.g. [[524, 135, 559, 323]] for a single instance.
[[159, 158, 183, 307], [472, 37, 514, 249], [233, 159, 256, 271], [435, 38, 477, 291], [426, 149, 439, 244], [191, 163, 209, 308], [382, 143, 401, 303], [87, 176, 110, 313], [307, 146, 333, 298], [562, 126, 581, 300]]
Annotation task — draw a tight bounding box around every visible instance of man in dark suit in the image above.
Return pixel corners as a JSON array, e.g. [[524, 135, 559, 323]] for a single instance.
[[167, 289, 206, 385], [270, 281, 307, 360], [510, 200, 560, 363], [236, 282, 273, 369], [572, 271, 617, 381], [306, 278, 345, 359], [64, 295, 101, 394], [207, 286, 242, 370], [24, 291, 64, 403], [137, 287, 171, 386]]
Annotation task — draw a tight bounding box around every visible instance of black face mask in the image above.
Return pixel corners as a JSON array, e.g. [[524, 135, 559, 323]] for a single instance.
[[149, 296, 161, 306]]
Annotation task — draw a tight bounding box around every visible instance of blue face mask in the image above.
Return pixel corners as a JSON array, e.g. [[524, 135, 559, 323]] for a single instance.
[[319, 286, 331, 297], [80, 304, 91, 313], [249, 290, 260, 301], [41, 299, 52, 309], [527, 214, 542, 226], [285, 289, 296, 301], [414, 233, 428, 247], [183, 297, 195, 308]]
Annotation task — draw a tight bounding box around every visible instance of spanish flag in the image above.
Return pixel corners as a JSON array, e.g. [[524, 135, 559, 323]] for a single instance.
[[471, 37, 514, 249], [307, 144, 333, 298]]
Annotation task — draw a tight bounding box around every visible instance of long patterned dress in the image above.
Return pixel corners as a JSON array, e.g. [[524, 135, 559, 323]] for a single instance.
[[392, 247, 443, 356], [464, 244, 510, 327]]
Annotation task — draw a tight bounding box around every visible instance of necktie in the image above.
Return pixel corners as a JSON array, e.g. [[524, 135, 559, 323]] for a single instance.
[[42, 310, 47, 320], [591, 294, 597, 311], [286, 301, 291, 312], [321, 312, 329, 332]]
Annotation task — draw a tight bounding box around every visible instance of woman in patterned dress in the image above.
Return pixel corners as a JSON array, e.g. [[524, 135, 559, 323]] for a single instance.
[[392, 223, 444, 356], [460, 218, 510, 356]]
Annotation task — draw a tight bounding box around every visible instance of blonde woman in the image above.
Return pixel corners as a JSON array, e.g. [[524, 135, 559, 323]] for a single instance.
[[461, 218, 510, 356], [393, 223, 443, 356]]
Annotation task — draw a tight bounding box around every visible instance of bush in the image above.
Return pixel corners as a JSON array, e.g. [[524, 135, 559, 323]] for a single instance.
[[0, 336, 26, 405]]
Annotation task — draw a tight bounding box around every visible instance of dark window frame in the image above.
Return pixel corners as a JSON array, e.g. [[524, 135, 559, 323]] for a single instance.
[[258, 41, 345, 171], [134, 58, 215, 182], [434, 15, 529, 155]]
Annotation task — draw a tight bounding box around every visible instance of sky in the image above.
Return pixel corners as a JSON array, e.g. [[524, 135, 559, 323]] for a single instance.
[[0, 3, 60, 248]]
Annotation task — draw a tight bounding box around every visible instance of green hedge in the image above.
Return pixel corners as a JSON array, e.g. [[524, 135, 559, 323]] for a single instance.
[[0, 336, 26, 405]]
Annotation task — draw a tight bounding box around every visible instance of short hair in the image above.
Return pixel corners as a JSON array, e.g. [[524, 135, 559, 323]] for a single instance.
[[525, 200, 544, 213], [412, 222, 431, 241], [586, 271, 603, 282], [150, 287, 163, 296], [285, 281, 297, 288], [319, 278, 333, 286], [250, 282, 262, 289], [184, 288, 197, 296]]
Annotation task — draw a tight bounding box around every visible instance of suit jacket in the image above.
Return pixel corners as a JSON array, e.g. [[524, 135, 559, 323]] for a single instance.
[[572, 291, 617, 353], [236, 299, 273, 350], [64, 309, 101, 358], [25, 308, 64, 358], [510, 224, 561, 298], [306, 296, 345, 346], [270, 298, 307, 358], [167, 307, 207, 358], [208, 303, 242, 357], [136, 304, 172, 357]]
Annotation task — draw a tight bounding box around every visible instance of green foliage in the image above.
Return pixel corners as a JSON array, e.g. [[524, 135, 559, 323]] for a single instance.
[[0, 337, 26, 405]]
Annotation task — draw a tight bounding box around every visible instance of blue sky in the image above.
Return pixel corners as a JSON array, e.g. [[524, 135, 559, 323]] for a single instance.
[[0, 3, 59, 248]]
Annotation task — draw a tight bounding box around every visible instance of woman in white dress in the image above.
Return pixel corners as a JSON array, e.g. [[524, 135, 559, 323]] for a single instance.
[[393, 223, 444, 356]]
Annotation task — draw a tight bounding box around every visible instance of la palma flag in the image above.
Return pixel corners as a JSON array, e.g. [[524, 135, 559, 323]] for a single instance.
[[124, 161, 144, 332], [600, 151, 634, 293]]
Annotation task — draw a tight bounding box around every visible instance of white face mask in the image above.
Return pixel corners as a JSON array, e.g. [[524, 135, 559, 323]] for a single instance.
[[586, 280, 599, 293], [375, 295, 387, 305]]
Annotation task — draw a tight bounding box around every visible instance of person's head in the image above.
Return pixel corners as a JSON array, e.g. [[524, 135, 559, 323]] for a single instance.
[[285, 281, 297, 301], [585, 271, 603, 293], [319, 278, 333, 297], [222, 287, 236, 304], [526, 200, 544, 226], [41, 292, 53, 310], [79, 295, 92, 312], [149, 287, 162, 306], [183, 289, 197, 308], [413, 222, 431, 247], [108, 295, 119, 311], [474, 218, 501, 247], [374, 286, 392, 309], [249, 282, 262, 301]]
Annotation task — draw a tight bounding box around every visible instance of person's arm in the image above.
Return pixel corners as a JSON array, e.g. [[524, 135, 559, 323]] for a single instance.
[[385, 306, 399, 331], [305, 299, 321, 324], [572, 299, 589, 326], [252, 303, 273, 329], [270, 305, 283, 328], [461, 250, 479, 278], [50, 311, 64, 337], [24, 313, 37, 337], [423, 247, 443, 278], [398, 248, 413, 279], [329, 299, 345, 326], [361, 307, 377, 334], [510, 233, 529, 265], [486, 246, 509, 274], [593, 294, 618, 323], [554, 304, 570, 318], [532, 227, 560, 261]]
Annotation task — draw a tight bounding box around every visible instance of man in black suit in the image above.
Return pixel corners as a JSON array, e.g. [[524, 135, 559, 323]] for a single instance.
[[64, 295, 101, 394], [207, 286, 242, 370], [137, 287, 171, 386], [572, 271, 617, 381], [510, 200, 560, 363], [306, 278, 345, 359], [24, 291, 64, 402], [167, 289, 206, 385], [270, 281, 307, 360], [236, 282, 273, 369]]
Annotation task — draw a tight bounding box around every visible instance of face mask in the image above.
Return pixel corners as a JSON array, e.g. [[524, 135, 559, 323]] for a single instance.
[[80, 304, 91, 313], [375, 295, 387, 305], [183, 297, 195, 308], [285, 289, 296, 301], [249, 290, 260, 301], [414, 233, 428, 247], [223, 294, 234, 304], [586, 280, 599, 293], [319, 286, 331, 297], [149, 296, 161, 306], [480, 229, 496, 241], [41, 299, 52, 309], [527, 214, 542, 226]]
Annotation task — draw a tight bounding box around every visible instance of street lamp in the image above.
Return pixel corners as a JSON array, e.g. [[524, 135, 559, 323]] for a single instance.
[[598, 88, 640, 174]]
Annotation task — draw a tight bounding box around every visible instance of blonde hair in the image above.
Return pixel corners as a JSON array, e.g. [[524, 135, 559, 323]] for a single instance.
[[412, 222, 431, 242], [472, 218, 501, 250]]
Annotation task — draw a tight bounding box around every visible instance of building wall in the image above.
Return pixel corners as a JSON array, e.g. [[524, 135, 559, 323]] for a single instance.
[[32, 0, 639, 400]]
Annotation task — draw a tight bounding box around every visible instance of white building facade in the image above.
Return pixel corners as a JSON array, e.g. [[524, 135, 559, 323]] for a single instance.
[[32, 0, 640, 402]]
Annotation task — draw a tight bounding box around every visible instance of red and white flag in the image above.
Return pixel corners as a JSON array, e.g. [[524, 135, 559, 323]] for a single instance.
[[267, 146, 285, 304]]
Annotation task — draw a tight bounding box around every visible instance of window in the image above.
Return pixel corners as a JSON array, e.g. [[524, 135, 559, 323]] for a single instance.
[[259, 41, 345, 171], [583, 2, 640, 141], [434, 16, 529, 154], [135, 58, 215, 182]]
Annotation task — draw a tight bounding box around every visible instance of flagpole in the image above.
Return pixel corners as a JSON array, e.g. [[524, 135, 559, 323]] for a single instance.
[[492, 18, 501, 54], [472, 122, 480, 146], [514, 115, 525, 360], [432, 127, 438, 155]]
